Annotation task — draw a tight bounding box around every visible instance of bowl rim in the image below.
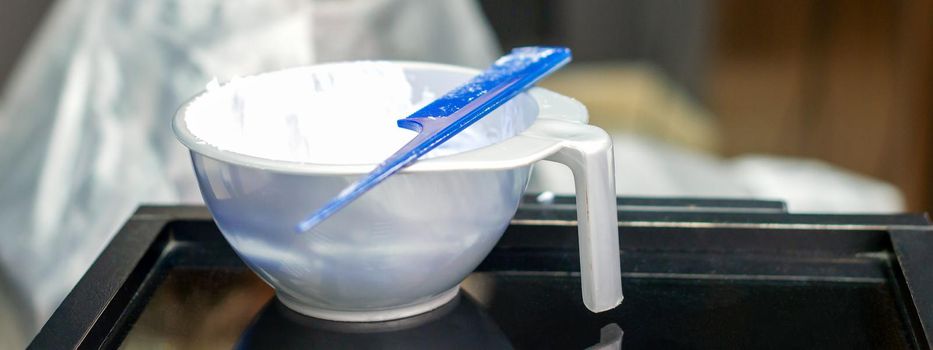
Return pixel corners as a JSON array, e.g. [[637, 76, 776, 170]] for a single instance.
[[172, 61, 588, 175]]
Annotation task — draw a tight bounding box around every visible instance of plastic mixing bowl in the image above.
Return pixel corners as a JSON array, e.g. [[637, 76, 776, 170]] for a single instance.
[[173, 62, 622, 322]]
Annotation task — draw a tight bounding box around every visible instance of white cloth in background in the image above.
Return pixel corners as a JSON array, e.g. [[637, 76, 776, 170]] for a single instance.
[[529, 132, 905, 213], [0, 0, 498, 346]]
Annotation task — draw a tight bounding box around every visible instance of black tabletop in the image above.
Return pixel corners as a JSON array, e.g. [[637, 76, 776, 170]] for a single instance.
[[30, 196, 933, 349]]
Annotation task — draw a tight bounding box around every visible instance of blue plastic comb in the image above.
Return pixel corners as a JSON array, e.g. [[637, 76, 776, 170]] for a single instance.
[[295, 46, 572, 233]]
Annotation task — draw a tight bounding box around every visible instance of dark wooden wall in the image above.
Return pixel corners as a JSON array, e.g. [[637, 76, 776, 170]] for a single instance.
[[709, 0, 932, 210], [481, 0, 933, 211]]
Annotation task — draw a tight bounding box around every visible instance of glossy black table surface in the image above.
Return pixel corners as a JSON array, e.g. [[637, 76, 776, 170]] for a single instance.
[[30, 196, 933, 349]]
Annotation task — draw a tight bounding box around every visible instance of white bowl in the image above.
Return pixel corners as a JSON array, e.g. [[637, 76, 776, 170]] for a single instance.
[[173, 62, 622, 322]]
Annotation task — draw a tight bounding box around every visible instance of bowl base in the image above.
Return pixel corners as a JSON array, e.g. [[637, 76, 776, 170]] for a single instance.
[[276, 286, 460, 322]]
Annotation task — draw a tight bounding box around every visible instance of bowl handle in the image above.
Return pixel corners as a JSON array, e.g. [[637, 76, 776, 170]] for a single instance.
[[529, 119, 624, 312]]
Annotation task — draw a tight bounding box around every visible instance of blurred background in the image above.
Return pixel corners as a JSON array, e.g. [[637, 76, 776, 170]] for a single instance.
[[5, 0, 928, 210], [0, 0, 930, 347], [482, 0, 931, 213]]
